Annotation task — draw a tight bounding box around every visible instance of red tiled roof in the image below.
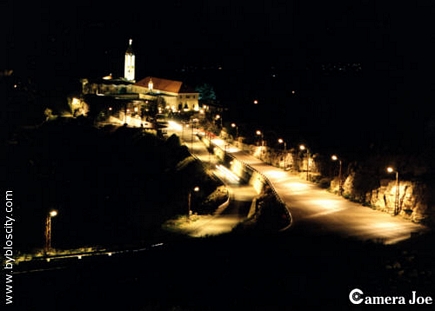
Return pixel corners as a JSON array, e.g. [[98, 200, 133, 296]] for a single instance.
[[135, 76, 197, 94], [135, 76, 182, 93]]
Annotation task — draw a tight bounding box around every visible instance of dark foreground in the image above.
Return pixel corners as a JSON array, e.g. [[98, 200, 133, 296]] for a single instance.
[[11, 228, 435, 310]]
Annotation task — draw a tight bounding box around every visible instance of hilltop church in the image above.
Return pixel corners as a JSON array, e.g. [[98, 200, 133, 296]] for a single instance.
[[77, 39, 200, 116]]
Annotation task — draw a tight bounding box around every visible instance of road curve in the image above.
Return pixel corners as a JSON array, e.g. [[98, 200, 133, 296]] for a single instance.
[[211, 138, 429, 244], [168, 121, 429, 244]]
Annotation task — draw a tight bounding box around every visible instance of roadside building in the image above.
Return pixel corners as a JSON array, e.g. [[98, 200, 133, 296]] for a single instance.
[[133, 76, 200, 113]]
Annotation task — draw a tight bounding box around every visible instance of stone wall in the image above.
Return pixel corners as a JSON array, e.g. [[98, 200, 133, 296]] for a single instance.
[[369, 179, 430, 223]]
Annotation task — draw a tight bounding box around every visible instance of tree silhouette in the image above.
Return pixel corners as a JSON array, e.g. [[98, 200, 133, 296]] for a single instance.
[[196, 83, 216, 105]]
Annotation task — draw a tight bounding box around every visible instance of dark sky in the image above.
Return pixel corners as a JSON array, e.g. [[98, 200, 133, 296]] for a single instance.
[[3, 1, 301, 77], [2, 1, 435, 151], [4, 1, 435, 78]]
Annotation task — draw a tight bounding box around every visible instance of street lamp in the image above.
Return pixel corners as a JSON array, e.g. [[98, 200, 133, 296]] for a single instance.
[[387, 167, 400, 216], [231, 123, 238, 140], [45, 209, 58, 253], [299, 145, 310, 181], [278, 138, 286, 150], [188, 186, 200, 219], [256, 130, 263, 146], [331, 155, 343, 196], [215, 114, 223, 127], [123, 105, 128, 125], [278, 138, 287, 170], [190, 120, 194, 152]]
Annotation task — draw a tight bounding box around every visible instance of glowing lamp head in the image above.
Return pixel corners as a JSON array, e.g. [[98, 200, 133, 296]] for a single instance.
[[49, 210, 58, 218]]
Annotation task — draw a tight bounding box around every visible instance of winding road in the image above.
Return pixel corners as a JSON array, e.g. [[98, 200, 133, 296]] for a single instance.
[[168, 120, 429, 244]]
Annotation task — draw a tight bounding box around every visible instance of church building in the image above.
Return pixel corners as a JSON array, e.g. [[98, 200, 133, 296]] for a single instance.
[[133, 76, 200, 112], [124, 39, 135, 82], [79, 39, 200, 114]]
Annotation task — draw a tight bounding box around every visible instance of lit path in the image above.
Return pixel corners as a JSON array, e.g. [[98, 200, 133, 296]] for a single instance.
[[166, 121, 257, 237], [209, 137, 429, 244]]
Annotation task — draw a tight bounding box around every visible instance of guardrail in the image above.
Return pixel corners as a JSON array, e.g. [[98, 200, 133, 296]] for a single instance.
[[207, 139, 293, 231]]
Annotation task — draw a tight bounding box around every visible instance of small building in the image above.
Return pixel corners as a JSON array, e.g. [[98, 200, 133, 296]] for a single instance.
[[133, 76, 199, 113], [80, 75, 136, 97]]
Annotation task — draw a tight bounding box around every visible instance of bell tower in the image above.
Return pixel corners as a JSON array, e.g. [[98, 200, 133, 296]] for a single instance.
[[124, 39, 135, 81]]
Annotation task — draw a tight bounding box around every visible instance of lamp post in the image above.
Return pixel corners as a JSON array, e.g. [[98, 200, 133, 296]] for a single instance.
[[387, 167, 400, 215], [231, 123, 238, 140], [215, 114, 223, 128], [278, 138, 287, 170], [188, 186, 200, 219], [45, 210, 58, 253], [190, 121, 194, 152], [299, 145, 310, 181], [256, 130, 263, 146], [331, 155, 343, 196], [278, 138, 287, 151], [124, 105, 128, 125]]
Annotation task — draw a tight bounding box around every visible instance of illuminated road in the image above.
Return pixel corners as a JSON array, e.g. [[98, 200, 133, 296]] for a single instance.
[[167, 120, 429, 244], [210, 138, 429, 244], [164, 120, 257, 237]]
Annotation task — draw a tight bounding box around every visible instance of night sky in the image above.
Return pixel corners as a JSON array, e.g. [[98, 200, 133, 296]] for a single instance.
[[4, 1, 434, 78], [2, 1, 435, 151]]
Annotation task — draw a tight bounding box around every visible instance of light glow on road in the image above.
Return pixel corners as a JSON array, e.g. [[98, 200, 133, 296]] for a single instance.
[[190, 217, 241, 237], [261, 169, 287, 180], [371, 221, 403, 230], [310, 199, 341, 209], [281, 181, 310, 193], [304, 198, 346, 218], [216, 164, 240, 183], [252, 146, 263, 158], [210, 138, 240, 153], [368, 221, 420, 244], [225, 145, 239, 153], [210, 138, 226, 147], [167, 120, 182, 131], [229, 159, 245, 177]]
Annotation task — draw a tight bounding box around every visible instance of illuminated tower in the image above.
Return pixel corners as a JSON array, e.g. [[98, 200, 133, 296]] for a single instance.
[[124, 39, 135, 81]]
